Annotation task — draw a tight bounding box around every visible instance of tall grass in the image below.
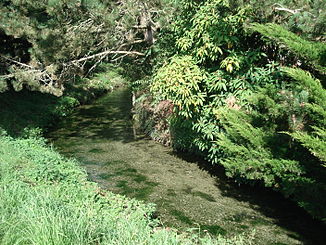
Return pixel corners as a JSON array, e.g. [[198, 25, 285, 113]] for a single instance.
[[0, 135, 250, 245]]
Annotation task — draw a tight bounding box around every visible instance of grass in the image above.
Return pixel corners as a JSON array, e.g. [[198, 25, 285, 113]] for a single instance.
[[0, 69, 252, 244], [0, 135, 251, 244]]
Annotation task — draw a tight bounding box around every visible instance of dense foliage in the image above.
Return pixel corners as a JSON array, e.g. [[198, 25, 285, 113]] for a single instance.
[[0, 0, 173, 95], [1, 0, 325, 240], [140, 0, 326, 221]]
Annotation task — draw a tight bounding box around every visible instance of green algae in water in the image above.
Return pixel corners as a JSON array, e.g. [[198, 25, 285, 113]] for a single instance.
[[224, 212, 249, 223], [114, 174, 159, 201], [49, 88, 326, 245], [122, 168, 138, 175], [182, 186, 193, 195], [237, 224, 249, 230], [182, 187, 216, 202], [133, 175, 147, 183], [250, 217, 272, 226], [116, 180, 129, 189], [89, 148, 106, 153], [134, 183, 159, 200], [192, 191, 216, 202], [271, 243, 290, 245], [170, 209, 193, 225], [198, 224, 227, 236], [105, 160, 126, 166], [167, 188, 177, 197], [98, 173, 115, 179], [81, 160, 100, 165], [169, 210, 227, 237]]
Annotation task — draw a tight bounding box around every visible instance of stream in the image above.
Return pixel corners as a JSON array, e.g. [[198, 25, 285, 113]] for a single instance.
[[48, 87, 325, 245]]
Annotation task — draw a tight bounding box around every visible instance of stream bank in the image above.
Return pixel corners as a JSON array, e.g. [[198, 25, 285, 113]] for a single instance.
[[48, 87, 325, 245]]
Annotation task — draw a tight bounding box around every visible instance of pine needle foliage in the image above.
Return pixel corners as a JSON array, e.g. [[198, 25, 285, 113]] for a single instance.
[[215, 108, 305, 187], [232, 0, 326, 39], [290, 128, 326, 164], [213, 64, 326, 219], [0, 0, 174, 95], [250, 23, 326, 73], [282, 67, 326, 166]]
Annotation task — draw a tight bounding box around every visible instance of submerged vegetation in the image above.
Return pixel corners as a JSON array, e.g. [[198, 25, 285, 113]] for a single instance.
[[0, 134, 252, 244], [0, 0, 325, 244]]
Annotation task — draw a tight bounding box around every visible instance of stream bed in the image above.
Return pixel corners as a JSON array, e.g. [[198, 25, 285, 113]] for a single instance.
[[48, 88, 325, 245]]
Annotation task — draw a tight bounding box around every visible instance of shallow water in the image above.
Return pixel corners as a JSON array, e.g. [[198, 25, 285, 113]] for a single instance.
[[48, 88, 325, 245]]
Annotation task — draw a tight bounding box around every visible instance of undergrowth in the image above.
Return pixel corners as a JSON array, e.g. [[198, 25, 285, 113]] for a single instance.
[[0, 134, 251, 244], [0, 63, 125, 136]]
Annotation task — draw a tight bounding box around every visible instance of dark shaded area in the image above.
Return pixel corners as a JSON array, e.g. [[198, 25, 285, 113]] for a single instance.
[[172, 151, 326, 245], [49, 88, 137, 143], [0, 30, 32, 64], [0, 89, 59, 136]]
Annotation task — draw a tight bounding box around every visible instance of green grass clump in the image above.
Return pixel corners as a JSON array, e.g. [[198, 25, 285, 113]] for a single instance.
[[0, 135, 250, 244]]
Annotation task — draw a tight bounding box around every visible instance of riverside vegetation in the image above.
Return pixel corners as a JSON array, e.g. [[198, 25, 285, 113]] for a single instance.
[[0, 134, 251, 244], [0, 62, 249, 244], [0, 0, 325, 244], [48, 87, 325, 244], [0, 1, 251, 243], [135, 0, 326, 223]]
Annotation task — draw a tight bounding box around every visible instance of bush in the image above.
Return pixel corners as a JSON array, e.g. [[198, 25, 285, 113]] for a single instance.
[[144, 0, 326, 222]]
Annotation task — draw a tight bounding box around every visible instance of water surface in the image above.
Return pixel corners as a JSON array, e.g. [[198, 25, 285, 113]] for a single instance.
[[48, 88, 325, 245]]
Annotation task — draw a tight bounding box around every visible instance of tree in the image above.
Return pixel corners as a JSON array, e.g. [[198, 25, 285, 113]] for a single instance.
[[148, 0, 326, 221], [0, 0, 174, 95]]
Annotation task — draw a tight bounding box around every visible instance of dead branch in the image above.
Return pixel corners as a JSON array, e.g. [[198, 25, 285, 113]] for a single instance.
[[274, 7, 301, 14], [70, 50, 145, 64], [272, 4, 302, 15], [0, 74, 14, 79], [0, 55, 34, 69]]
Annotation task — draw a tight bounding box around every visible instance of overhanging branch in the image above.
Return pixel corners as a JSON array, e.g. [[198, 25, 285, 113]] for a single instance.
[[272, 4, 302, 15], [70, 50, 145, 64]]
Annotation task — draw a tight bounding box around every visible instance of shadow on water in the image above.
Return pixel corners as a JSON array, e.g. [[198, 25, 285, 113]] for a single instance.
[[49, 88, 138, 143], [48, 87, 326, 245], [171, 151, 326, 245]]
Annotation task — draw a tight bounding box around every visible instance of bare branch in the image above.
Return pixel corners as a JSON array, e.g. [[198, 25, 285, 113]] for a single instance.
[[0, 55, 34, 69], [116, 39, 146, 54], [272, 4, 302, 15], [274, 7, 301, 14], [86, 55, 106, 76], [0, 74, 14, 79], [70, 50, 145, 64], [132, 25, 147, 29]]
